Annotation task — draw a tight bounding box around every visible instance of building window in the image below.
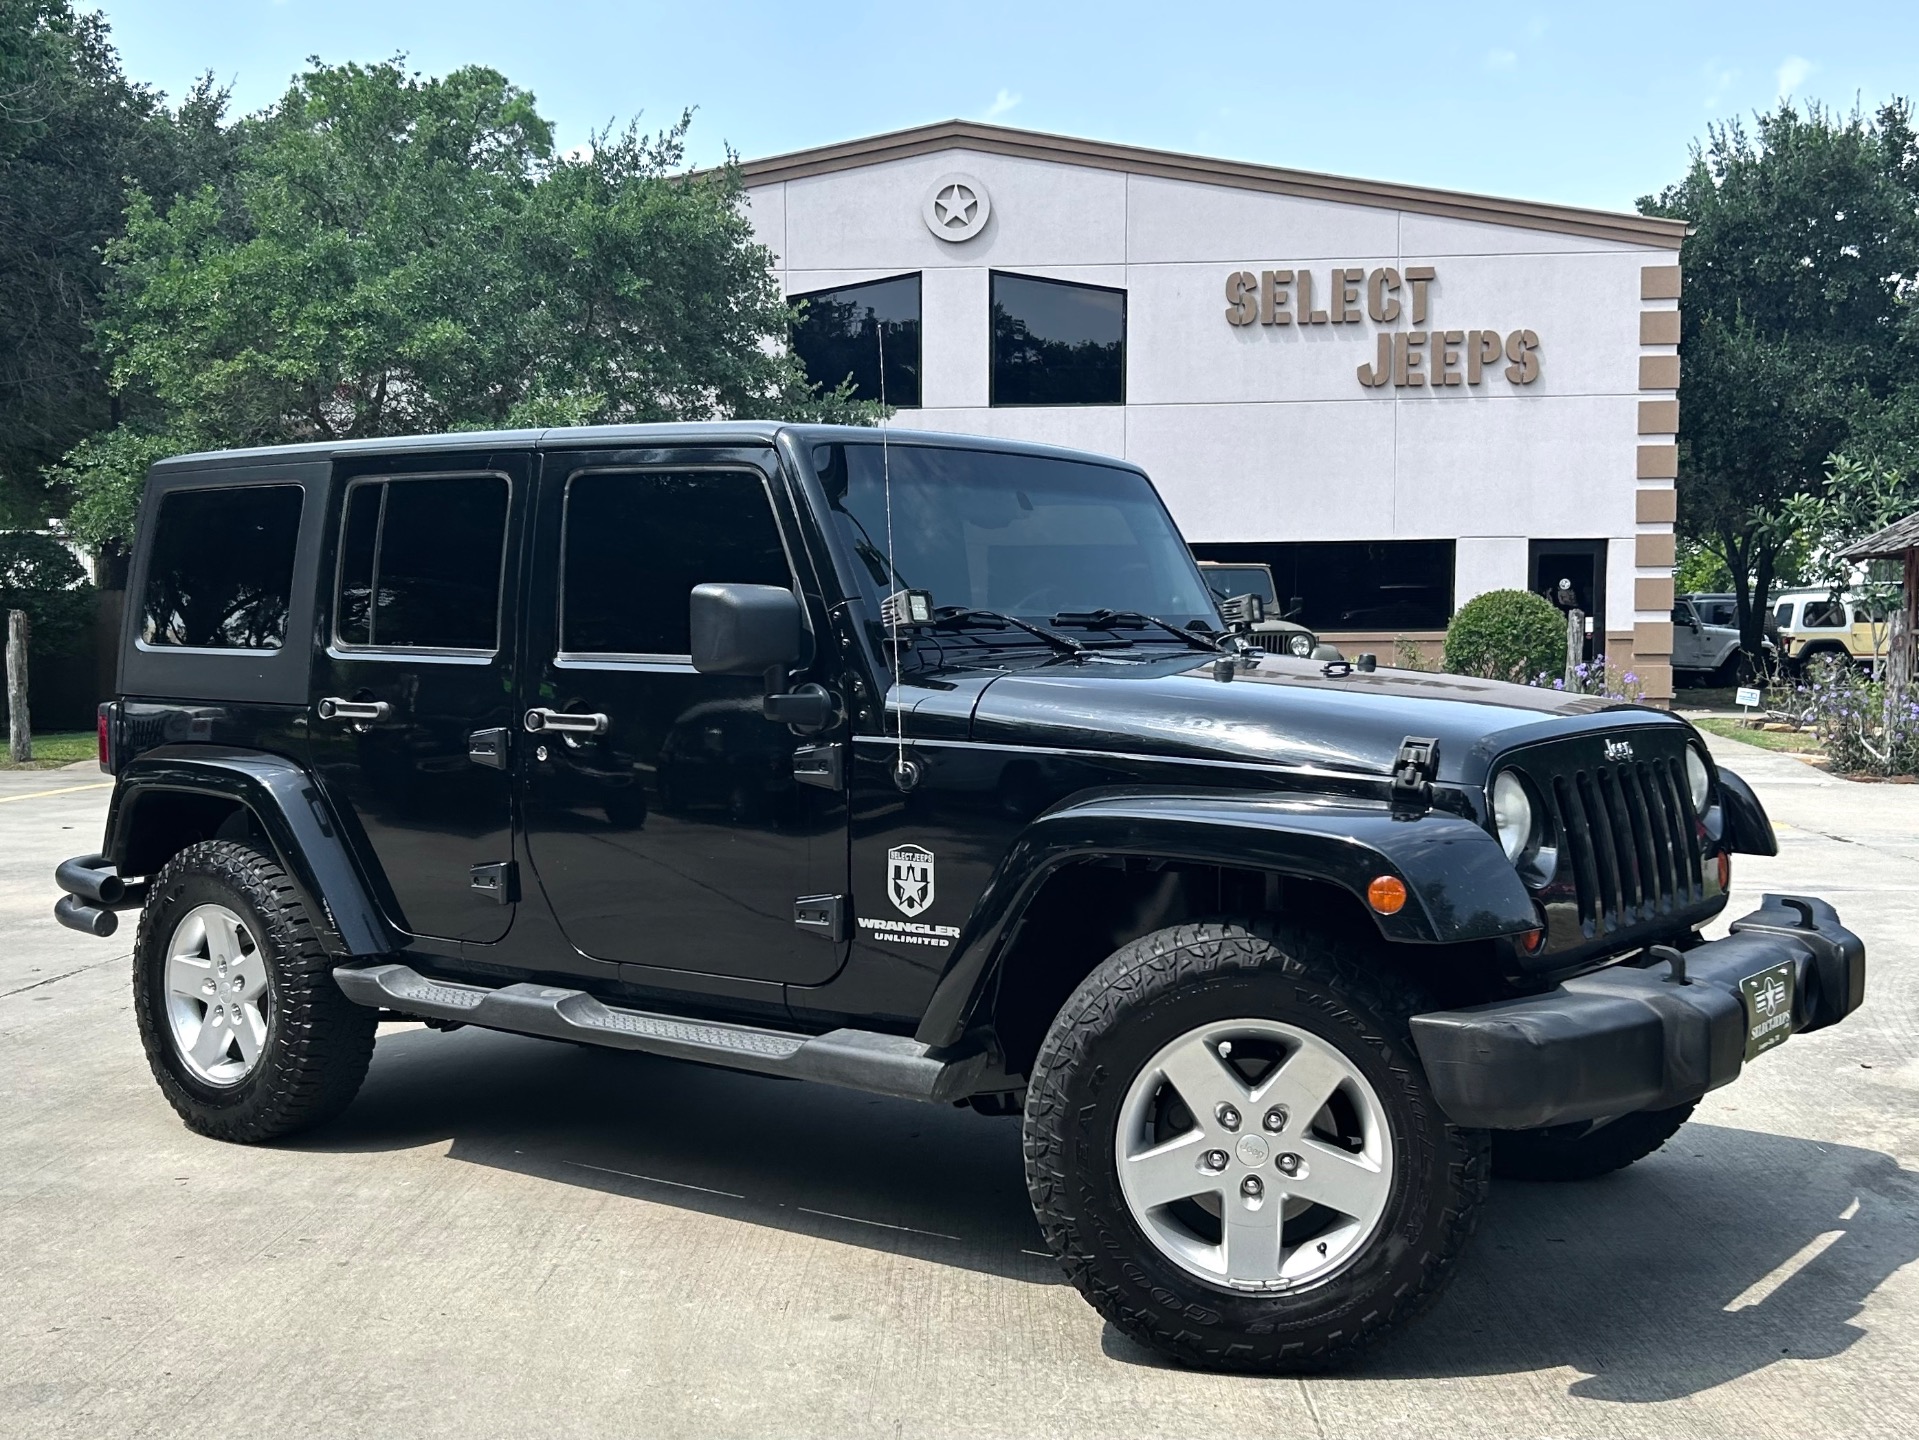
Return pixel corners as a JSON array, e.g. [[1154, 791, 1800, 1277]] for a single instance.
[[1189, 540, 1456, 633], [140, 485, 303, 650], [790, 274, 921, 408], [990, 272, 1125, 407]]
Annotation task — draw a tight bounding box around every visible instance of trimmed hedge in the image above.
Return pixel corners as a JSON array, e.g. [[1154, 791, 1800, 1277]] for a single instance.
[[1443, 588, 1566, 684]]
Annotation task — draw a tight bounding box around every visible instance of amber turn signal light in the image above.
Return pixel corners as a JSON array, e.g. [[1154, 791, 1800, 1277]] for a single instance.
[[1367, 875, 1408, 915], [1717, 851, 1731, 891]]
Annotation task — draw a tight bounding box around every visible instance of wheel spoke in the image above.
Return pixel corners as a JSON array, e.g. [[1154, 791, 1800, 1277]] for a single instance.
[[233, 1004, 266, 1066], [1249, 1038, 1349, 1124], [1121, 1131, 1218, 1210], [189, 1012, 233, 1070], [166, 951, 214, 1000], [229, 951, 270, 1001], [1156, 1034, 1247, 1117], [1222, 1192, 1284, 1282], [1290, 1137, 1392, 1222], [204, 910, 245, 968]]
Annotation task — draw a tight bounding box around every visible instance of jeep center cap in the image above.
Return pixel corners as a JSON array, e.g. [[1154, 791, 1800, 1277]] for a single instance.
[[1235, 1133, 1271, 1166]]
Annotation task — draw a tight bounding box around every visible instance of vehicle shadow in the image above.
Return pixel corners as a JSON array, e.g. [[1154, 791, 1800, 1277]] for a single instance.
[[300, 1026, 1918, 1399]]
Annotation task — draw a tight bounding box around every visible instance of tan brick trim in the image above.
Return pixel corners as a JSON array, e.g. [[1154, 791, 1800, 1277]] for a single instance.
[[1635, 662, 1674, 705], [1636, 487, 1677, 523], [1639, 309, 1681, 345], [1636, 532, 1677, 568], [1635, 575, 1676, 610], [1639, 354, 1681, 390], [1635, 619, 1674, 655], [1637, 399, 1679, 435], [1637, 444, 1679, 479], [1640, 265, 1682, 300]]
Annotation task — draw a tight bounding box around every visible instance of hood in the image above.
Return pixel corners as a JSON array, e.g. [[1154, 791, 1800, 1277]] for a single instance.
[[965, 653, 1677, 782]]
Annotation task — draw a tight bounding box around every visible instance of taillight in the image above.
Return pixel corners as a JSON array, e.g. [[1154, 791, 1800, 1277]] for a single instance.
[[97, 701, 115, 775]]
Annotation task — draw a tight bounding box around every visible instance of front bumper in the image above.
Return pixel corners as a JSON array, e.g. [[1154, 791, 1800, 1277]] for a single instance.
[[1410, 894, 1865, 1130]]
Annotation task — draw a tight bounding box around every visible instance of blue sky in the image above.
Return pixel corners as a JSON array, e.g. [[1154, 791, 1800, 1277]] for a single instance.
[[93, 1, 1918, 214]]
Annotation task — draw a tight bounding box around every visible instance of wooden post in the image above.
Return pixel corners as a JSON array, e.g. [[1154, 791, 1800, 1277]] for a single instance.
[[6, 609, 28, 764], [1564, 608, 1585, 688]]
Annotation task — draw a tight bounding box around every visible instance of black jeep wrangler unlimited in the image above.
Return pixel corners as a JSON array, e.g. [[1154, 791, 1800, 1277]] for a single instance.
[[56, 424, 1864, 1371]]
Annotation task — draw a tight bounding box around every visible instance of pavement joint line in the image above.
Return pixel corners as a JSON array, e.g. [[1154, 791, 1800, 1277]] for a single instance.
[[794, 1206, 961, 1241], [561, 1159, 745, 1200], [1, 953, 127, 999], [0, 781, 112, 803]]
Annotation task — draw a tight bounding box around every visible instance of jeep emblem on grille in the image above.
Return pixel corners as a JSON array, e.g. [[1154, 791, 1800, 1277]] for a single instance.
[[1603, 738, 1634, 762]]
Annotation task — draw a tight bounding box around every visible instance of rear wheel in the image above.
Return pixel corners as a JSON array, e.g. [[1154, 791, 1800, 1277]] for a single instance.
[[1491, 1104, 1696, 1181], [133, 840, 377, 1143], [1023, 919, 1488, 1372]]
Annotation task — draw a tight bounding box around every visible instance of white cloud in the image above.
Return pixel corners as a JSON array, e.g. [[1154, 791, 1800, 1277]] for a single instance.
[[1484, 48, 1518, 72], [1702, 61, 1736, 110], [985, 88, 1021, 121], [1776, 55, 1813, 98]]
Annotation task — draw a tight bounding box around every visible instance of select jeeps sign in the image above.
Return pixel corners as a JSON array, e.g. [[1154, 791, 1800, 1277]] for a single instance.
[[1222, 265, 1539, 390]]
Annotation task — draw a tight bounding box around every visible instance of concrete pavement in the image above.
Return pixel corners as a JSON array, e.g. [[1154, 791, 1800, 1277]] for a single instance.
[[1, 745, 1915, 1439]]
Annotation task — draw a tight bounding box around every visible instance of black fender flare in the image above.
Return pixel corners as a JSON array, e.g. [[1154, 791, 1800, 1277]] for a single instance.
[[1716, 767, 1779, 857], [106, 745, 398, 957], [913, 786, 1536, 1047]]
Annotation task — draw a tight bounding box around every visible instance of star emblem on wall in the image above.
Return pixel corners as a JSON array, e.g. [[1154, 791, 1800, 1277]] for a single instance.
[[921, 173, 992, 242]]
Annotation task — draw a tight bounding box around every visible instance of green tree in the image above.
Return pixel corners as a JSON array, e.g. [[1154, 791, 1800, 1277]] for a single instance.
[[57, 58, 866, 550], [1, 1, 233, 530], [1639, 100, 1919, 656]]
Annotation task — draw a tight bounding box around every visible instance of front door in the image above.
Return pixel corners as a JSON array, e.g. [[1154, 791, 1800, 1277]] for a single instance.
[[309, 452, 526, 945], [518, 450, 847, 986], [1530, 539, 1608, 665]]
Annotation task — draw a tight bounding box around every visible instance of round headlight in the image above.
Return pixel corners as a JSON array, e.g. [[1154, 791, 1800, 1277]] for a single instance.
[[1686, 747, 1711, 811], [1491, 771, 1533, 863], [1288, 632, 1314, 658]]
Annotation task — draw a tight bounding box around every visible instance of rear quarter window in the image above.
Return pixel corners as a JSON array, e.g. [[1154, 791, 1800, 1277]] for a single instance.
[[139, 485, 304, 650]]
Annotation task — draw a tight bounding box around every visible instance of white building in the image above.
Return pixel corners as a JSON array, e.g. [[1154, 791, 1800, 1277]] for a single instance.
[[741, 121, 1685, 701]]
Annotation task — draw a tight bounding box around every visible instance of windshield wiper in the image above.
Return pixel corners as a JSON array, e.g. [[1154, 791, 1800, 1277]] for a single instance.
[[934, 607, 1095, 658], [1051, 609, 1229, 654]]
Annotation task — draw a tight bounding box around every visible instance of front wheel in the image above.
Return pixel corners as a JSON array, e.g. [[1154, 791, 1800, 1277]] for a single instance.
[[1023, 920, 1488, 1372], [132, 840, 377, 1143]]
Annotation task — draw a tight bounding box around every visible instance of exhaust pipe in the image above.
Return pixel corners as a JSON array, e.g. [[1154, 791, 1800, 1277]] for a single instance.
[[54, 894, 118, 938], [56, 854, 125, 906]]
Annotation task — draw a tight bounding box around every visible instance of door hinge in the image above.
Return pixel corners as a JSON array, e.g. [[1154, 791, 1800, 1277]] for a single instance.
[[792, 742, 844, 791], [468, 727, 509, 769], [1390, 736, 1440, 820], [793, 894, 847, 942], [469, 861, 518, 904]]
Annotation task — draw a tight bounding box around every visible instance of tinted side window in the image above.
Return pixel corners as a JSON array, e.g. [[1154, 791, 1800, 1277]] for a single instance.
[[791, 274, 921, 408], [1803, 599, 1847, 629], [991, 272, 1126, 407], [335, 475, 508, 650], [1774, 602, 1794, 626], [563, 470, 789, 657], [141, 485, 303, 650]]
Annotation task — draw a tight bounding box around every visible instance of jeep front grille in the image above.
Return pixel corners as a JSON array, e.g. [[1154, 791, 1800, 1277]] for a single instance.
[[1548, 757, 1703, 934]]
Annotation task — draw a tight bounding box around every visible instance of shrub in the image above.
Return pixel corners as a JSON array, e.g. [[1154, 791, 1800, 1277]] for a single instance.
[[1798, 655, 1919, 776], [0, 532, 95, 656], [1533, 654, 1644, 703], [1443, 589, 1566, 684]]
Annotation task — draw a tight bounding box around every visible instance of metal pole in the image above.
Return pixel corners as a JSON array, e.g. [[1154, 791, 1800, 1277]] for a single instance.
[[6, 609, 29, 764]]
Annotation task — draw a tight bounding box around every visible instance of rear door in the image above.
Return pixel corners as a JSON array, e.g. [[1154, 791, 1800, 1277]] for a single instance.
[[517, 447, 848, 986], [309, 451, 527, 945]]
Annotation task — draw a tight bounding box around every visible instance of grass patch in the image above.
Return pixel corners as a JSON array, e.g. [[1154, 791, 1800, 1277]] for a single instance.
[[1693, 716, 1824, 754], [0, 730, 97, 770]]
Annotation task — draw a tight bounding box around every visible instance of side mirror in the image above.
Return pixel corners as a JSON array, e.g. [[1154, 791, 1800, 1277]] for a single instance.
[[689, 583, 836, 733], [690, 583, 802, 676]]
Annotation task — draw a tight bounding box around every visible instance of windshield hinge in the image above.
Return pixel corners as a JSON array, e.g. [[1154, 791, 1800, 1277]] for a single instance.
[[1390, 736, 1440, 820]]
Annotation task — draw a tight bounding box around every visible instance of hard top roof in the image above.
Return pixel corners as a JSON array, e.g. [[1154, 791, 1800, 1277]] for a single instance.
[[149, 422, 1145, 474]]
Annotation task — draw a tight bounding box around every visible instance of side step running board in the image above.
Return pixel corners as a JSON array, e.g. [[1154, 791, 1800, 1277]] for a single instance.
[[333, 962, 995, 1105]]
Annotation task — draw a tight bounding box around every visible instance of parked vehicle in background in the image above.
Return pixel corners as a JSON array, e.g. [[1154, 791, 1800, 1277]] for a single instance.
[[1772, 590, 1885, 674], [1670, 597, 1777, 685], [1194, 560, 1332, 659]]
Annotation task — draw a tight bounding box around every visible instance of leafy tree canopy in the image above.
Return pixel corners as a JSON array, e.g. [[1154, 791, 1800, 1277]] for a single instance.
[[1639, 99, 1919, 651], [0, 0, 233, 528], [58, 57, 868, 549]]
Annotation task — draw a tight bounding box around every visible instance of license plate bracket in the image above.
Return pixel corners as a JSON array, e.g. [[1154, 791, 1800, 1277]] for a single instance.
[[1739, 960, 1797, 1062]]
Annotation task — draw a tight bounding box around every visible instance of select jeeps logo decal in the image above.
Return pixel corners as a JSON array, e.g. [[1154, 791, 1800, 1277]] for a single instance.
[[887, 843, 936, 917], [1603, 738, 1635, 762], [856, 844, 960, 949]]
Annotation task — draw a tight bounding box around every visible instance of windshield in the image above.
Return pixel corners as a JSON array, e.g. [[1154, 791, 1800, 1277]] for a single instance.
[[813, 442, 1219, 630], [1201, 565, 1279, 608]]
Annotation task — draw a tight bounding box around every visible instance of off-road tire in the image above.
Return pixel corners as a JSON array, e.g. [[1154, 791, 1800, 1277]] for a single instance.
[[133, 840, 377, 1142], [1491, 1103, 1696, 1182], [1022, 918, 1489, 1373]]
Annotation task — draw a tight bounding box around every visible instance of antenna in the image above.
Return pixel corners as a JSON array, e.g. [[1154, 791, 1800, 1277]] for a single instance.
[[876, 314, 914, 791]]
